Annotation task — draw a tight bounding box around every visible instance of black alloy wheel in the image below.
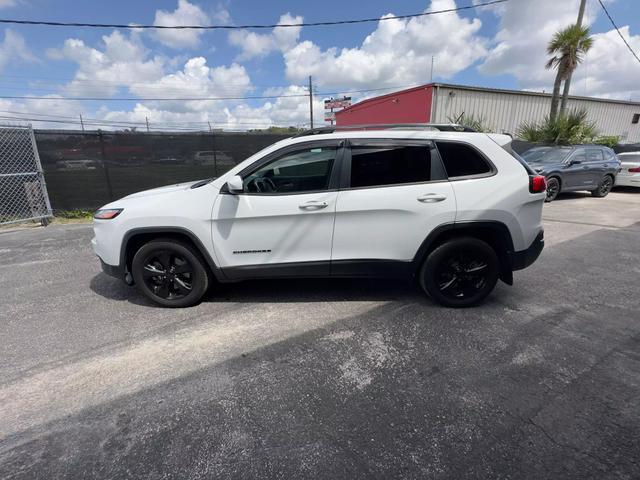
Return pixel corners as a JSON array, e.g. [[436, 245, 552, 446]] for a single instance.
[[420, 237, 499, 308], [545, 177, 560, 202], [131, 240, 209, 307], [592, 175, 613, 197]]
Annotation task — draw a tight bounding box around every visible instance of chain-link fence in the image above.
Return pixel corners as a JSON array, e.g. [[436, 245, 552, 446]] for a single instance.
[[36, 130, 291, 211], [0, 125, 52, 225]]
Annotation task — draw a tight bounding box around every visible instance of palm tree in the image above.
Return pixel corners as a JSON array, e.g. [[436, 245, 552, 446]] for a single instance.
[[546, 24, 593, 121]]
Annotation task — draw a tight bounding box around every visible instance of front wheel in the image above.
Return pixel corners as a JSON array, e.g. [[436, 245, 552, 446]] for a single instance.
[[419, 238, 499, 308], [591, 175, 613, 198], [131, 240, 209, 307]]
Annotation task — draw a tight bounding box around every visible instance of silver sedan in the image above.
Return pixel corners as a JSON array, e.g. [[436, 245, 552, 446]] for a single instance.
[[615, 152, 640, 188]]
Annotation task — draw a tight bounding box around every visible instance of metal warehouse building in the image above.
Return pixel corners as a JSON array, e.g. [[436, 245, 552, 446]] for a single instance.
[[335, 83, 640, 143]]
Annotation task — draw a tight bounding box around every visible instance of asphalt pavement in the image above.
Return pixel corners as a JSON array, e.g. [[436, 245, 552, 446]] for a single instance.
[[1, 189, 639, 479]]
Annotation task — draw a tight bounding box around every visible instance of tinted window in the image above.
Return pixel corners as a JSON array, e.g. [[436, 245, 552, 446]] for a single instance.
[[350, 145, 431, 188], [604, 149, 617, 161], [586, 149, 604, 162], [571, 148, 587, 163], [244, 147, 336, 194], [521, 147, 552, 162], [436, 142, 492, 177], [525, 147, 571, 164]]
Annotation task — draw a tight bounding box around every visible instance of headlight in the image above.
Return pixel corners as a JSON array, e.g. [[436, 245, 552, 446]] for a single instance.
[[94, 208, 123, 220]]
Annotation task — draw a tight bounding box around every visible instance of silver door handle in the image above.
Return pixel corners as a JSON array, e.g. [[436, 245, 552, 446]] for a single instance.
[[299, 201, 328, 210], [417, 193, 447, 203]]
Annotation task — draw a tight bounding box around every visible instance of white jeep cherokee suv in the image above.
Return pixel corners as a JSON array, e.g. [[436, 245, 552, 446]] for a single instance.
[[92, 124, 546, 308]]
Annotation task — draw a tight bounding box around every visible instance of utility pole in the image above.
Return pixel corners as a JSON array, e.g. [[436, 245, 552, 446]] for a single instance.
[[560, 0, 587, 114], [207, 121, 213, 133], [308, 75, 314, 129], [79, 114, 85, 132], [430, 56, 435, 82], [145, 116, 150, 132]]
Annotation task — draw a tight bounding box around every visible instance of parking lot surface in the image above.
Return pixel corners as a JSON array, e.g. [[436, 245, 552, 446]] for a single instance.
[[1, 189, 639, 479]]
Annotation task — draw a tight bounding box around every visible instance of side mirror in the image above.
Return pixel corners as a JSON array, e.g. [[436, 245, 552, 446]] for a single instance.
[[225, 175, 244, 194], [569, 159, 582, 165]]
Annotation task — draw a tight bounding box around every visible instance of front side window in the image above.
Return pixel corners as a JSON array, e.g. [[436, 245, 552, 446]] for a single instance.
[[243, 147, 336, 194], [436, 142, 492, 178], [570, 148, 587, 163], [350, 145, 432, 188]]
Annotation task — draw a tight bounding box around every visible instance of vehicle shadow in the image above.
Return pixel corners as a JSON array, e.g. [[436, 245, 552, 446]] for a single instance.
[[89, 272, 424, 307], [612, 186, 639, 194], [552, 191, 591, 201]]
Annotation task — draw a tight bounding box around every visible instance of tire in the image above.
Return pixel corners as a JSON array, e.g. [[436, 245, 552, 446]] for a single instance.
[[545, 177, 560, 202], [131, 239, 209, 308], [591, 175, 613, 198], [419, 237, 499, 308]]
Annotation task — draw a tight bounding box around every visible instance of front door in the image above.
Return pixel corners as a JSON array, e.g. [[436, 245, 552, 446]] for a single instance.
[[212, 141, 342, 278], [584, 148, 606, 188], [563, 148, 591, 189]]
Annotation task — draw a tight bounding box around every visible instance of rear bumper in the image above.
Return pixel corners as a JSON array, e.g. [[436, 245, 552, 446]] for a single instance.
[[99, 257, 125, 280], [614, 174, 640, 187], [510, 230, 544, 271]]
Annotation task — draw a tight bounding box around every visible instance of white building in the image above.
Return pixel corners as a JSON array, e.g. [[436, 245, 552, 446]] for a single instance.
[[336, 83, 640, 143]]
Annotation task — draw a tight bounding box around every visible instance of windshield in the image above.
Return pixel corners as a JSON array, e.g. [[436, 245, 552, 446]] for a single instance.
[[523, 147, 571, 164]]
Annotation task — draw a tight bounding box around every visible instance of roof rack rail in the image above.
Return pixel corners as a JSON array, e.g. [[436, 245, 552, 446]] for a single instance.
[[293, 123, 476, 138]]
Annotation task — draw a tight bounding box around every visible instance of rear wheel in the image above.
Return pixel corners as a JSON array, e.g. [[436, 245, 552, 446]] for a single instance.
[[131, 240, 209, 307], [419, 237, 499, 308], [545, 177, 560, 202], [591, 175, 613, 197]]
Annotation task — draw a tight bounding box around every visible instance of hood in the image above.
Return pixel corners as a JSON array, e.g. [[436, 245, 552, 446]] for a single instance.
[[121, 180, 205, 200]]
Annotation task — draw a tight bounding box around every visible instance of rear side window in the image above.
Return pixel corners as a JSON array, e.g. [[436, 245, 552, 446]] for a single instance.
[[436, 142, 492, 178], [604, 149, 617, 161], [350, 145, 431, 188], [586, 149, 604, 162]]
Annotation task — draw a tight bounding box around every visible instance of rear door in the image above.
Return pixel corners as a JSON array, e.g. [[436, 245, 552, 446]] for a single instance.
[[331, 139, 455, 270]]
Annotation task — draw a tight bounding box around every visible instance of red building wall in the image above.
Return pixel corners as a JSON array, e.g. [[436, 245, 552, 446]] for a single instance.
[[335, 85, 433, 126]]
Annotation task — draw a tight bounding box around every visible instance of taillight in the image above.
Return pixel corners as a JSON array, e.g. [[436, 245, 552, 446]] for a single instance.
[[529, 175, 546, 193], [629, 166, 640, 173]]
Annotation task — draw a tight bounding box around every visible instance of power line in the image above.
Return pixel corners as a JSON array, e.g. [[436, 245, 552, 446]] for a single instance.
[[0, 0, 507, 30], [0, 84, 417, 102], [0, 114, 301, 130], [0, 93, 310, 101], [597, 0, 640, 64]]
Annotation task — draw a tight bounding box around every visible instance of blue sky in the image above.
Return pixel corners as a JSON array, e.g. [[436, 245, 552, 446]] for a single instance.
[[0, 0, 638, 129]]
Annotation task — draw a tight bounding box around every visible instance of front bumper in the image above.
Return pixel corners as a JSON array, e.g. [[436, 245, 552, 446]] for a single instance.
[[510, 230, 544, 271]]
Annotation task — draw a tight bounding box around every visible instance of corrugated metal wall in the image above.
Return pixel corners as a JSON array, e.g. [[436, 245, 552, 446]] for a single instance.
[[431, 86, 640, 142]]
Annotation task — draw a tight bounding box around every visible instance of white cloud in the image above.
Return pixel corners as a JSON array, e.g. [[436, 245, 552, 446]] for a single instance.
[[128, 57, 253, 113], [0, 0, 19, 8], [0, 96, 86, 129], [280, 0, 487, 89], [97, 84, 319, 130], [49, 31, 166, 97], [152, 0, 210, 49], [479, 0, 639, 100], [479, 0, 597, 88], [0, 29, 35, 72], [570, 26, 640, 100], [228, 13, 303, 60]]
